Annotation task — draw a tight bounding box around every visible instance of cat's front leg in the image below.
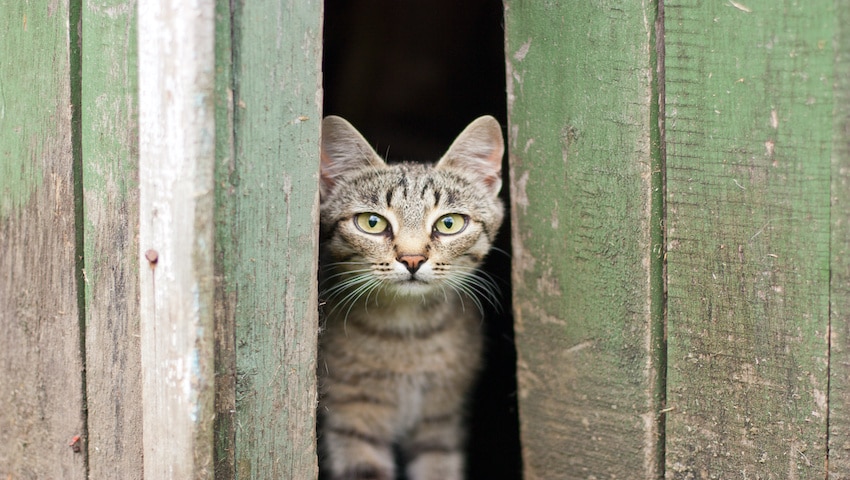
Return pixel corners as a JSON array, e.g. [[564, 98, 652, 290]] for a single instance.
[[405, 447, 464, 480], [401, 410, 466, 480], [320, 423, 396, 480]]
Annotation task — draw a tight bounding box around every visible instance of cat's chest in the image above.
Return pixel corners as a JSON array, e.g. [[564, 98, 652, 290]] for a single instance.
[[321, 301, 481, 376]]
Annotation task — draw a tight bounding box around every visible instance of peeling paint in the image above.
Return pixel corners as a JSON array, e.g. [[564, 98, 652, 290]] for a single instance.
[[535, 267, 561, 297], [728, 0, 752, 13], [513, 38, 531, 61], [513, 170, 530, 215]]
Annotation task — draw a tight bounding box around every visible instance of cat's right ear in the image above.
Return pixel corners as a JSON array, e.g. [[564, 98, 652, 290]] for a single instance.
[[320, 116, 385, 198]]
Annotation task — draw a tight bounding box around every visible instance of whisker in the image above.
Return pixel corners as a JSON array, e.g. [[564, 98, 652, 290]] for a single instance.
[[440, 266, 502, 306], [445, 282, 467, 313], [321, 273, 368, 295], [443, 277, 485, 317], [487, 246, 512, 259], [363, 280, 386, 313], [341, 279, 383, 326], [320, 268, 374, 285], [438, 284, 449, 304], [323, 260, 371, 265], [328, 277, 376, 315], [321, 273, 373, 305], [451, 265, 507, 288]]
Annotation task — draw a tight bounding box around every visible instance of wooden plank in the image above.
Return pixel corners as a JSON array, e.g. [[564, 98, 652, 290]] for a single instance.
[[138, 0, 217, 477], [664, 1, 834, 477], [80, 0, 143, 477], [504, 2, 663, 477], [0, 0, 87, 477], [215, 0, 322, 477], [213, 0, 237, 475], [828, 3, 850, 476]]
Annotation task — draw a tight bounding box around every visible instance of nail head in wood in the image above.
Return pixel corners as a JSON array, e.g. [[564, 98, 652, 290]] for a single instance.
[[145, 249, 159, 265]]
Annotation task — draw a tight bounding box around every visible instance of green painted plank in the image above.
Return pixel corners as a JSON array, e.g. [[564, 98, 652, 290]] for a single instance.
[[138, 1, 217, 477], [215, 0, 322, 477], [664, 1, 834, 477], [80, 1, 143, 477], [0, 0, 87, 477], [504, 2, 663, 477], [828, 3, 850, 476], [0, 2, 54, 218]]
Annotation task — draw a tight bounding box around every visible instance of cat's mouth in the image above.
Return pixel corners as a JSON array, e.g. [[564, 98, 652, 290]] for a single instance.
[[401, 275, 431, 287], [391, 275, 434, 295]]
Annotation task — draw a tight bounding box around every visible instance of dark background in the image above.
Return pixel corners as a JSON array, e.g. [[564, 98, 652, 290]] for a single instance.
[[322, 1, 522, 478]]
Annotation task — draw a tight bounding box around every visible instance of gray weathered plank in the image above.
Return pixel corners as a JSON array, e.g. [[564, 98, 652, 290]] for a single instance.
[[80, 0, 143, 477], [504, 1, 664, 477], [138, 0, 217, 477], [0, 0, 87, 477], [213, 0, 237, 474], [214, 0, 322, 478], [664, 1, 834, 477]]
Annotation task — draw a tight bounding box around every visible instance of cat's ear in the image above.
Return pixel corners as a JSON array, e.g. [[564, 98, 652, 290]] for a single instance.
[[320, 116, 385, 197], [437, 115, 504, 196]]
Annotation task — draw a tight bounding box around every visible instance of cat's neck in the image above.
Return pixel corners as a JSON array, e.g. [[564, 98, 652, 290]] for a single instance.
[[326, 288, 468, 335]]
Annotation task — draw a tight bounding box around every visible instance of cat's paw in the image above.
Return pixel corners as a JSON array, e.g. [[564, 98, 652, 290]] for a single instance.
[[332, 464, 393, 480]]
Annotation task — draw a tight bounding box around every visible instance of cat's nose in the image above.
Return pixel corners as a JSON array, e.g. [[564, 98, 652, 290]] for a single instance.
[[397, 254, 427, 274]]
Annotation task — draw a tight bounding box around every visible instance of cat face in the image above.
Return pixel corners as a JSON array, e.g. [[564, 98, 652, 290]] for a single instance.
[[319, 116, 504, 301]]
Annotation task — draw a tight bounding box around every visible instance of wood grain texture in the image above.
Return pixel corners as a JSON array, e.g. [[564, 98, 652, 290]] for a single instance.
[[504, 1, 663, 477], [215, 0, 322, 477], [80, 0, 143, 477], [828, 2, 850, 477], [664, 1, 834, 477], [213, 0, 237, 475], [0, 0, 87, 477], [138, 0, 217, 477]]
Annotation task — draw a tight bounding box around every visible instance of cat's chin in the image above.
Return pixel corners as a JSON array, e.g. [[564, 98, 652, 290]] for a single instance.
[[389, 279, 438, 297]]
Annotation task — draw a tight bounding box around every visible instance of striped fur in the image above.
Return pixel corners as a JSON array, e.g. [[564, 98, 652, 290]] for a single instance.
[[318, 116, 504, 480]]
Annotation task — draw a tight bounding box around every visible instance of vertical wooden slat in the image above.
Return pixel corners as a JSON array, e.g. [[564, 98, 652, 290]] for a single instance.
[[504, 2, 663, 477], [0, 0, 86, 477], [81, 0, 143, 477], [215, 0, 322, 477], [828, 2, 850, 476], [664, 1, 834, 477], [138, 0, 216, 477], [213, 0, 237, 474]]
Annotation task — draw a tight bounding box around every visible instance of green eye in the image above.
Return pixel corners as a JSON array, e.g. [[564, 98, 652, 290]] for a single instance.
[[434, 214, 467, 235], [355, 213, 389, 234]]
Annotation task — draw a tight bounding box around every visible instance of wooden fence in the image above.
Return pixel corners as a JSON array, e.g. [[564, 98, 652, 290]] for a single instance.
[[1, 0, 848, 479]]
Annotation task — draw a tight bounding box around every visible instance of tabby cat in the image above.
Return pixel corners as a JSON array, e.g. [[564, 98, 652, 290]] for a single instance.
[[317, 115, 505, 480]]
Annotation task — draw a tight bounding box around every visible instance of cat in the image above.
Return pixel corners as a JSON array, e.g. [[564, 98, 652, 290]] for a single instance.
[[317, 114, 505, 480]]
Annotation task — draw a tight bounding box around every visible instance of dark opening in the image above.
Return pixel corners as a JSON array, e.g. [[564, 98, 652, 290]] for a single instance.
[[322, 1, 522, 479]]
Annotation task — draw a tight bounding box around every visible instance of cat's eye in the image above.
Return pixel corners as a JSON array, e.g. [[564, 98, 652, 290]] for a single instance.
[[354, 213, 389, 234], [433, 214, 468, 235]]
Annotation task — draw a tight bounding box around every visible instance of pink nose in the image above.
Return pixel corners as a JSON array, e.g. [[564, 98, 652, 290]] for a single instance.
[[397, 254, 427, 274]]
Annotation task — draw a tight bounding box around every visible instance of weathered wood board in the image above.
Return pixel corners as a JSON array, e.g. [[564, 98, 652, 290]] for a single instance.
[[664, 0, 835, 477], [504, 1, 664, 477], [0, 0, 87, 477], [138, 0, 217, 477], [80, 0, 143, 477], [828, 3, 850, 477], [213, 0, 237, 475], [214, 0, 322, 477]]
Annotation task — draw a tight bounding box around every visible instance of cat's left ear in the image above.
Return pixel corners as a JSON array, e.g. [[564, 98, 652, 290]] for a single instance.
[[437, 115, 504, 196]]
